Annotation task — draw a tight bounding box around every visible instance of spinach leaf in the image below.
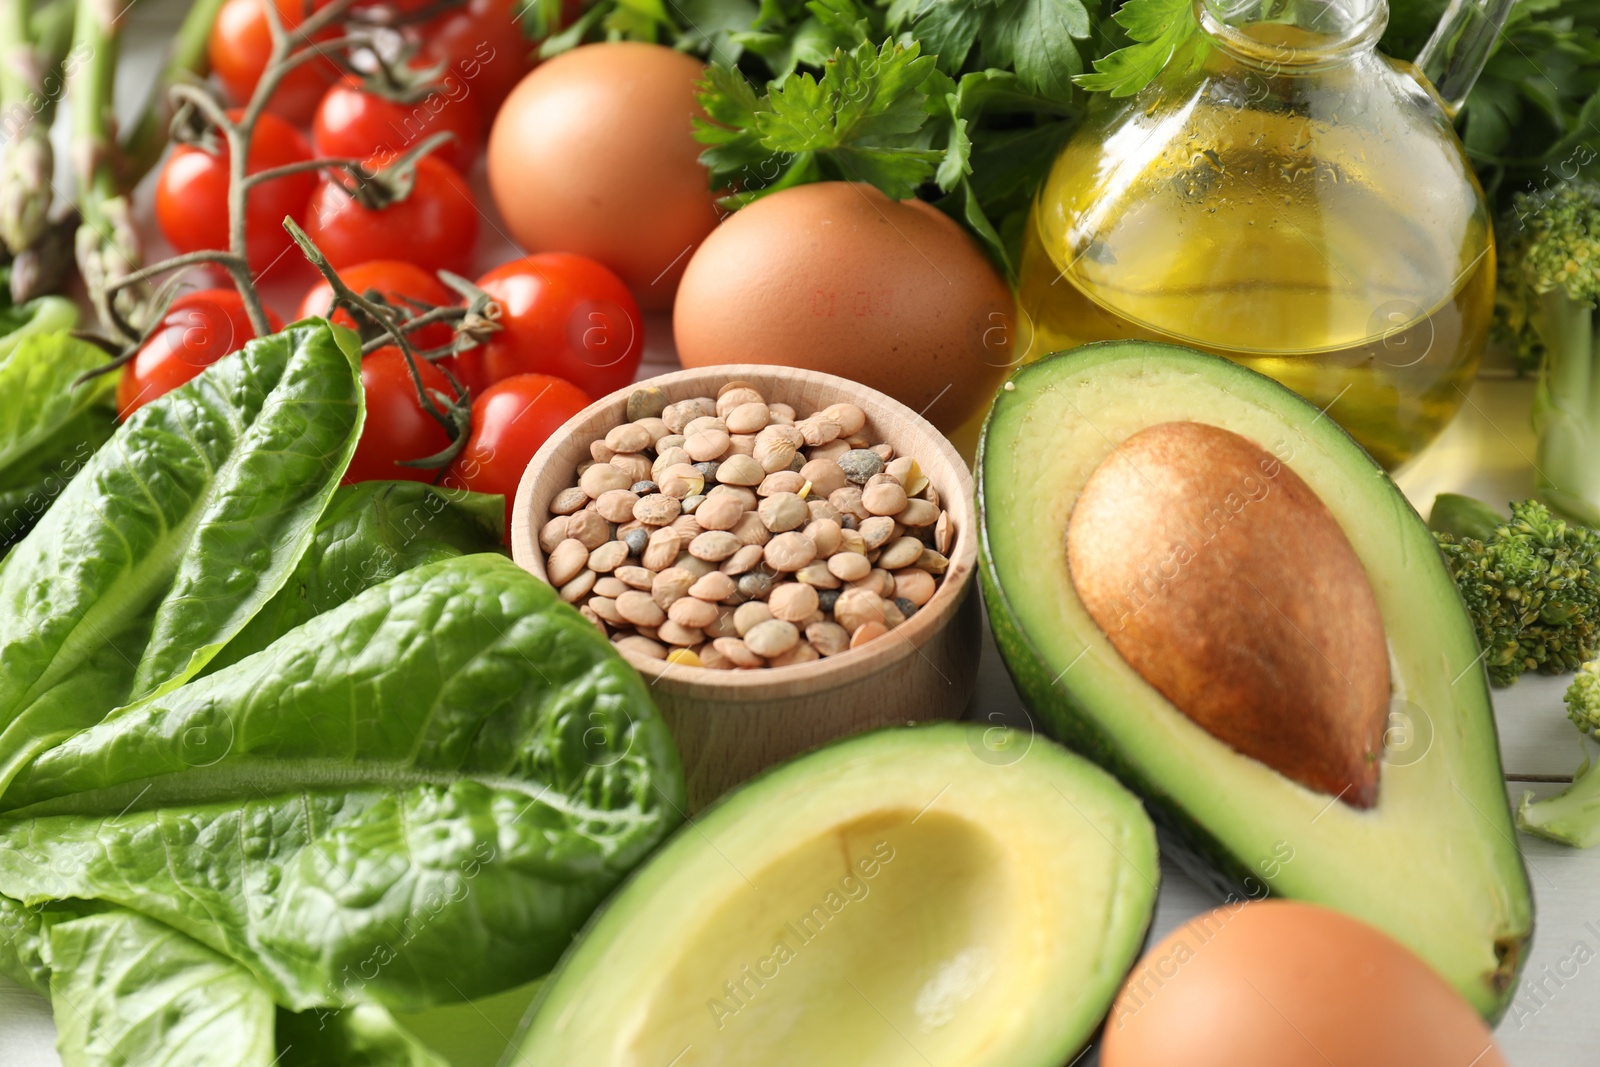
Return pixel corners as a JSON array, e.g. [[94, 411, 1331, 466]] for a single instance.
[[0, 320, 364, 790], [205, 481, 505, 675], [277, 1004, 449, 1067], [0, 332, 118, 548], [46, 909, 277, 1067], [0, 554, 684, 1012]]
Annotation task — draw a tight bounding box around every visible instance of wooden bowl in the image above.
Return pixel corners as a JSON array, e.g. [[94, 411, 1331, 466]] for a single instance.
[[510, 364, 981, 809]]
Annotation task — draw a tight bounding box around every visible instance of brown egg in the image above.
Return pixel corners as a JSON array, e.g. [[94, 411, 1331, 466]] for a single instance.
[[486, 42, 721, 312], [1103, 901, 1508, 1067], [1067, 421, 1390, 807], [673, 182, 1015, 433]]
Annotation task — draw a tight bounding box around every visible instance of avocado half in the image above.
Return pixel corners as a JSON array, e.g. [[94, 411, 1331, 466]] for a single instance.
[[508, 723, 1159, 1066], [978, 341, 1533, 1020]]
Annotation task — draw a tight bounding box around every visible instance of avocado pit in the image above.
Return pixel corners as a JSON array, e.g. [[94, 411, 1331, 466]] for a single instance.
[[1066, 421, 1389, 807]]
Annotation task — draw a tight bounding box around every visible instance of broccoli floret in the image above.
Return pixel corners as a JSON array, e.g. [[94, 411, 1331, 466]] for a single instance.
[[1496, 180, 1600, 524], [1432, 498, 1600, 686], [1569, 658, 1600, 737], [1516, 660, 1600, 848]]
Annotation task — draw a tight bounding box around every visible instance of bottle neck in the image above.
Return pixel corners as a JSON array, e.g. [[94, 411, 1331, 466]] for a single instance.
[[1198, 0, 1388, 71]]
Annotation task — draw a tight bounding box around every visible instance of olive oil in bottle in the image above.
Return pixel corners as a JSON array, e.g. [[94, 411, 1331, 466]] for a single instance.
[[1016, 20, 1496, 470]]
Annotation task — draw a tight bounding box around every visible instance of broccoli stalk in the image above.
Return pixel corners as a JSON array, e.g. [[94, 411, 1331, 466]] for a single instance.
[[1498, 181, 1600, 525], [1431, 497, 1600, 686], [1517, 660, 1600, 848]]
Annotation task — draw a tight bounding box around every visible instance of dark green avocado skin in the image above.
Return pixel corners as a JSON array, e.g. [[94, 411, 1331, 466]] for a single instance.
[[974, 342, 1533, 1024]]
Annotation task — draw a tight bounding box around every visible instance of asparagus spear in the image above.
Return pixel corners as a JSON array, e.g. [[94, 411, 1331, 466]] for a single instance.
[[69, 0, 142, 333], [119, 0, 228, 186], [0, 0, 72, 256]]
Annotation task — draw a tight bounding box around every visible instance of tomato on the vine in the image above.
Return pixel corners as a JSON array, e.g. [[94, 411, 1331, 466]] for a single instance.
[[412, 0, 533, 122], [450, 253, 642, 399], [117, 290, 282, 419], [208, 0, 340, 123], [313, 74, 482, 176], [303, 154, 479, 275], [447, 373, 591, 534], [155, 110, 317, 273], [297, 260, 459, 351], [345, 347, 460, 484]]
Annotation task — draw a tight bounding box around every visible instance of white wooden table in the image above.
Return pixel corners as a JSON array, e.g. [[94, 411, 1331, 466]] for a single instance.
[[3, 3, 1597, 1062]]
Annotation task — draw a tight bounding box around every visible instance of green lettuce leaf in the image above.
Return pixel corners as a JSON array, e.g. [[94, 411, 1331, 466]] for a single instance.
[[0, 320, 364, 789], [204, 481, 505, 675], [0, 332, 117, 548], [45, 909, 277, 1067], [277, 1004, 449, 1067], [0, 296, 76, 361], [0, 893, 53, 995], [0, 554, 684, 1012]]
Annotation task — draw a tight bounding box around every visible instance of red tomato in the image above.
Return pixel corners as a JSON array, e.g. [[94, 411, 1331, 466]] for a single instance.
[[447, 373, 591, 535], [303, 154, 479, 275], [413, 0, 532, 121], [208, 0, 340, 123], [118, 291, 282, 419], [297, 260, 458, 351], [313, 74, 482, 176], [451, 253, 642, 399], [345, 347, 460, 484], [155, 110, 316, 273]]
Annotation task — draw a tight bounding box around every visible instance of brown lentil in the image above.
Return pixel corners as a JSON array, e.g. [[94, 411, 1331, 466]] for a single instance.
[[689, 571, 736, 601], [714, 637, 764, 668], [668, 596, 719, 630], [560, 570, 596, 602], [769, 582, 819, 623], [745, 618, 800, 657], [588, 541, 629, 573], [633, 493, 680, 526], [615, 634, 667, 660], [539, 382, 950, 670], [720, 544, 765, 576]]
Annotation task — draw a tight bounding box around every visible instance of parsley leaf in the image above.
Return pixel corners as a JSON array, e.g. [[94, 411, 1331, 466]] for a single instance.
[[694, 39, 947, 204], [1075, 0, 1208, 97]]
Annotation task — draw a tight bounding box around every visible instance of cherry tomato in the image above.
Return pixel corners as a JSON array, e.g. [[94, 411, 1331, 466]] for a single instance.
[[208, 0, 340, 123], [304, 154, 479, 275], [451, 253, 642, 399], [155, 110, 316, 274], [447, 373, 591, 535], [313, 74, 482, 176], [297, 260, 459, 351], [412, 0, 532, 122], [345, 347, 459, 484], [117, 291, 283, 419]]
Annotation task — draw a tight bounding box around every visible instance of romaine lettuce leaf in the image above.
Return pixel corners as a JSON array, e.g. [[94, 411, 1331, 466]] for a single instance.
[[0, 892, 53, 995], [0, 332, 117, 548], [0, 554, 684, 1012], [204, 481, 505, 675], [0, 320, 364, 790], [277, 1004, 449, 1067], [45, 909, 277, 1067]]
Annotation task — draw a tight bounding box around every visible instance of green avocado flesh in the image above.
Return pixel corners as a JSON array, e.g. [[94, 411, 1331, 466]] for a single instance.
[[509, 723, 1159, 1066], [978, 342, 1533, 1020]]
